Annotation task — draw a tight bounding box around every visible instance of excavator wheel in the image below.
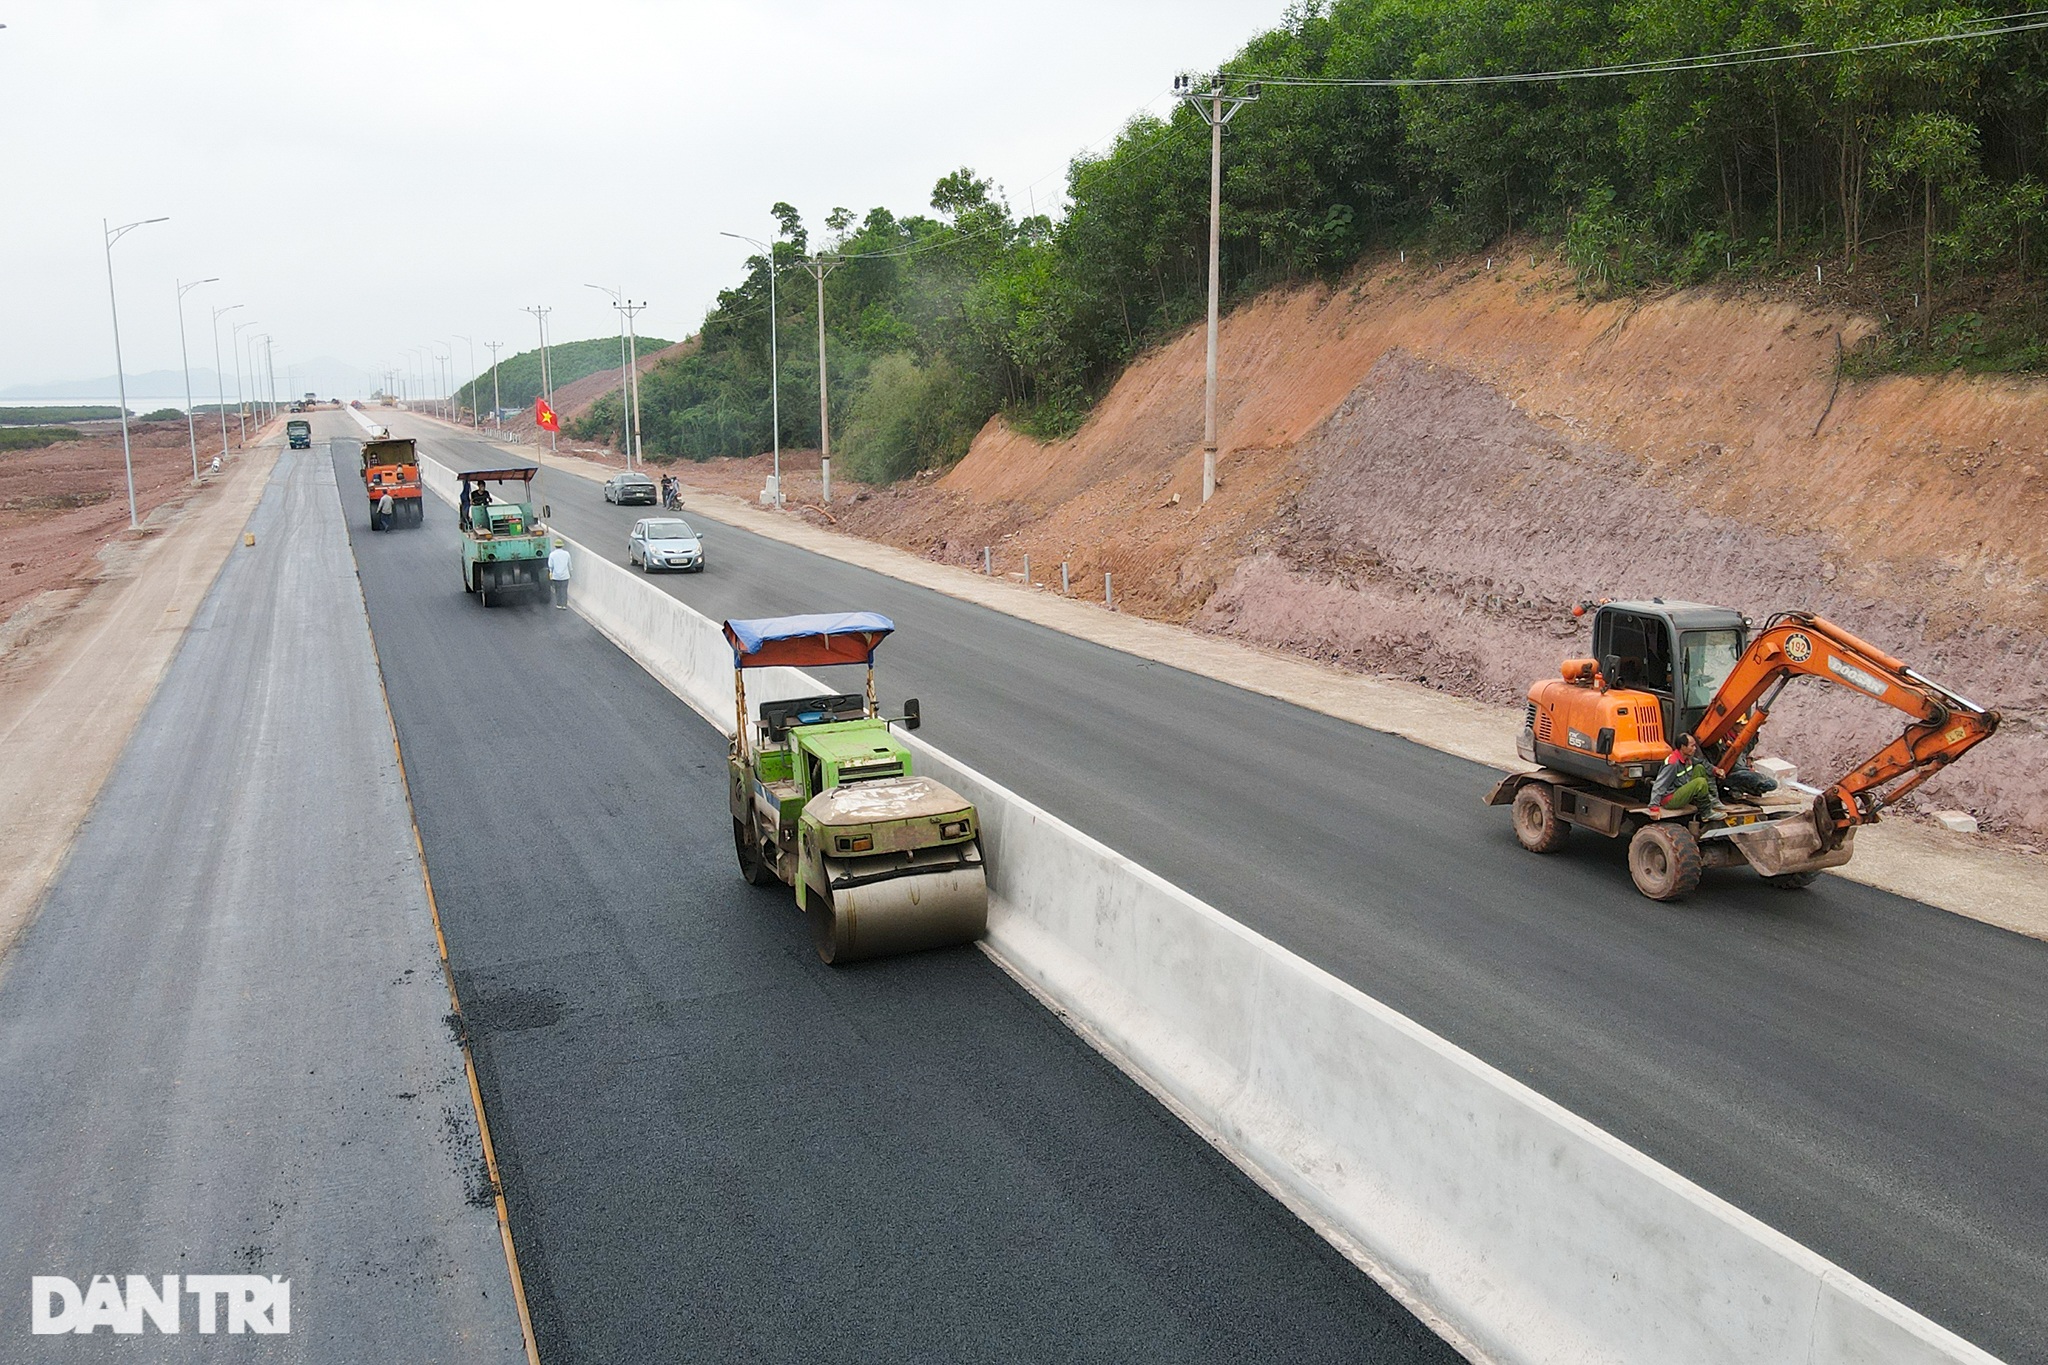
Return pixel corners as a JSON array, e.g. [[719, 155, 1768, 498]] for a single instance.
[[734, 818, 775, 887], [1628, 823, 1703, 902], [1512, 783, 1569, 853]]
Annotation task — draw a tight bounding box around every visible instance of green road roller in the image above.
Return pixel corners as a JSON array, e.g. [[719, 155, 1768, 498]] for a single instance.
[[724, 612, 988, 964]]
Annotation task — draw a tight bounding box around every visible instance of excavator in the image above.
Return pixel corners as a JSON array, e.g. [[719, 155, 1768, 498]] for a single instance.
[[1486, 600, 2000, 900]]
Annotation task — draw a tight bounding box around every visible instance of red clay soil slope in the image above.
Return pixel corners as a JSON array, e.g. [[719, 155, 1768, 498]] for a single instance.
[[708, 255, 2048, 841]]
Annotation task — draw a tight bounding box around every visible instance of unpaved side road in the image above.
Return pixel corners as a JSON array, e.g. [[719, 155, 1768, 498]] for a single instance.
[[480, 430, 2046, 941], [0, 436, 281, 965], [0, 443, 526, 1361]]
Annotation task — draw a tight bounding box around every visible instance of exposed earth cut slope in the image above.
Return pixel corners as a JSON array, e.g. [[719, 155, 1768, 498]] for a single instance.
[[690, 256, 2047, 840]]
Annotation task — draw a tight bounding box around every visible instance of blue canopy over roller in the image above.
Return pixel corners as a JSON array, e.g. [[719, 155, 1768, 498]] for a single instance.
[[723, 612, 896, 669]]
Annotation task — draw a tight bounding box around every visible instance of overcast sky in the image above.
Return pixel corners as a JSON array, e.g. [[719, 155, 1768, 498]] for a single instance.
[[1, 0, 1285, 393]]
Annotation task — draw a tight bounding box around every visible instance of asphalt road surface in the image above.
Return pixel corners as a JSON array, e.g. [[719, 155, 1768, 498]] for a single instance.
[[372, 411, 2048, 1363], [327, 429, 1461, 1364], [0, 446, 524, 1362]]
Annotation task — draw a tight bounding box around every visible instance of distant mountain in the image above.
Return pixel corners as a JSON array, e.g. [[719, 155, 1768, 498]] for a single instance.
[[3, 357, 380, 401]]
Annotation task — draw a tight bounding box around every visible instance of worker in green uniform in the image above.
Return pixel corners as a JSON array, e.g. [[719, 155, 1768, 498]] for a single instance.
[[1648, 734, 1722, 817]]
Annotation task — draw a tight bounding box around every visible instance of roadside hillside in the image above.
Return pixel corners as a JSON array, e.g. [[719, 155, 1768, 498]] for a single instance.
[[497, 338, 695, 442], [677, 255, 2046, 841]]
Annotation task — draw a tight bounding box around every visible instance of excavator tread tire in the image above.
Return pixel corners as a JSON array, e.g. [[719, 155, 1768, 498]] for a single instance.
[[1629, 822, 1703, 902], [1512, 782, 1569, 853]]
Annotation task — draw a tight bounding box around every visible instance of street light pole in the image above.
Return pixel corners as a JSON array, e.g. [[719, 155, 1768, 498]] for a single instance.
[[1176, 72, 1258, 504], [232, 320, 256, 446], [176, 276, 219, 482], [102, 215, 169, 529], [454, 334, 477, 428], [721, 230, 784, 507], [797, 255, 840, 503], [485, 341, 504, 431], [211, 302, 242, 464]]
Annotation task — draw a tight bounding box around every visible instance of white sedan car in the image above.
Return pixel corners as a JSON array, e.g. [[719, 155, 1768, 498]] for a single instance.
[[627, 517, 705, 573]]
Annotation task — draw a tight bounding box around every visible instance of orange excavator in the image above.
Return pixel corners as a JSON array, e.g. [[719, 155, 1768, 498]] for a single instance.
[[1486, 600, 1999, 900]]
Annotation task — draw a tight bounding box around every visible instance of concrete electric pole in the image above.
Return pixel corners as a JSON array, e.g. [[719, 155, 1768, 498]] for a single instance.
[[485, 341, 504, 431], [797, 255, 840, 503], [523, 306, 555, 452], [1176, 72, 1259, 504]]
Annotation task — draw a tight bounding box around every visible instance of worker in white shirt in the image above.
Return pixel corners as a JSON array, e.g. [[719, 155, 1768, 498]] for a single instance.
[[375, 489, 395, 532], [547, 538, 572, 609]]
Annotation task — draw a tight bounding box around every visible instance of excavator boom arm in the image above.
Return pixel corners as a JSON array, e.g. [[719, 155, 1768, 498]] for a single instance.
[[1695, 613, 1998, 830]]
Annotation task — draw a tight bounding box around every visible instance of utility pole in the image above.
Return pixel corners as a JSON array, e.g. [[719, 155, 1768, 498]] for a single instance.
[[211, 302, 241, 463], [102, 215, 167, 529], [523, 305, 554, 451], [619, 298, 646, 472], [1176, 72, 1259, 504], [720, 230, 783, 506], [175, 276, 218, 482], [485, 341, 504, 431], [586, 284, 633, 467], [797, 255, 840, 503]]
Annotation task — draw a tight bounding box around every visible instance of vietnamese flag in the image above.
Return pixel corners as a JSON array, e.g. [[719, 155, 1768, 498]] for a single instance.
[[535, 397, 560, 432]]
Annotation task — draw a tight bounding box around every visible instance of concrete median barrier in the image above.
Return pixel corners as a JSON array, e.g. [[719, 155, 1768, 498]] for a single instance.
[[413, 454, 1998, 1365]]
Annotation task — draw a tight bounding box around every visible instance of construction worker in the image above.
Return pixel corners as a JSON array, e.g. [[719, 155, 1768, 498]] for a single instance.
[[1648, 734, 1722, 817], [375, 488, 395, 532], [547, 538, 571, 610]]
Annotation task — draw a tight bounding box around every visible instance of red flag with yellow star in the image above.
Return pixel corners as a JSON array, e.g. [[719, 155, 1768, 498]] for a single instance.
[[535, 397, 560, 432]]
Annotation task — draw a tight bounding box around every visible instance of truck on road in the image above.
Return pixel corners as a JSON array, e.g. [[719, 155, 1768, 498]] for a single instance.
[[725, 613, 988, 964], [285, 418, 311, 449], [359, 436, 424, 528], [455, 465, 550, 605]]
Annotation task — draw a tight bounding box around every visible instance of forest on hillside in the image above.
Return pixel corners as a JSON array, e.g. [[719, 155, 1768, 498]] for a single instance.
[[591, 0, 2048, 479], [456, 335, 672, 414]]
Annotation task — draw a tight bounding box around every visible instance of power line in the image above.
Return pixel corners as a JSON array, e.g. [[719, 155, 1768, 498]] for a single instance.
[[1227, 11, 2048, 90]]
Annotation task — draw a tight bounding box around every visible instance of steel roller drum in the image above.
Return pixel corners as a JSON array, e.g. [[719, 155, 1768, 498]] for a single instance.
[[811, 864, 988, 965]]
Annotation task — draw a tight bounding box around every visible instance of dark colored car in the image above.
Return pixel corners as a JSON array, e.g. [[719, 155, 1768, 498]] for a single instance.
[[603, 472, 657, 505]]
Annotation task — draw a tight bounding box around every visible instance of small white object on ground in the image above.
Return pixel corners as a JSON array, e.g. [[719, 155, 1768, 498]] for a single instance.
[[1934, 810, 1980, 834], [1754, 757, 1798, 785]]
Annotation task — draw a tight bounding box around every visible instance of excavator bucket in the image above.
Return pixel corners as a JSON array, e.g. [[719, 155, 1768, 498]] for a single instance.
[[1725, 814, 1856, 879]]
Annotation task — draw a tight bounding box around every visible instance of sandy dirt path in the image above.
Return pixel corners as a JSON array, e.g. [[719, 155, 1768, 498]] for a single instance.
[[0, 435, 281, 963]]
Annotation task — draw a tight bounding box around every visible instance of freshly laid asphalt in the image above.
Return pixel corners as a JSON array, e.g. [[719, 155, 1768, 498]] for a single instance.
[[326, 428, 1460, 1364], [378, 411, 2046, 1363], [0, 446, 524, 1362]]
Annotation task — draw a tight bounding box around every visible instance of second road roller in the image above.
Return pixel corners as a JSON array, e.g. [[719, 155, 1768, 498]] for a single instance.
[[724, 612, 988, 964]]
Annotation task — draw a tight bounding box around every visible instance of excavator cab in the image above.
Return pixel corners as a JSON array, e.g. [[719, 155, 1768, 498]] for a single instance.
[[1589, 601, 1747, 741], [1520, 600, 1746, 790]]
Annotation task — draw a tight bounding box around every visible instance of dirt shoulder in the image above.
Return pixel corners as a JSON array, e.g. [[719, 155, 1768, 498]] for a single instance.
[[0, 428, 282, 965], [486, 431, 2044, 942]]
